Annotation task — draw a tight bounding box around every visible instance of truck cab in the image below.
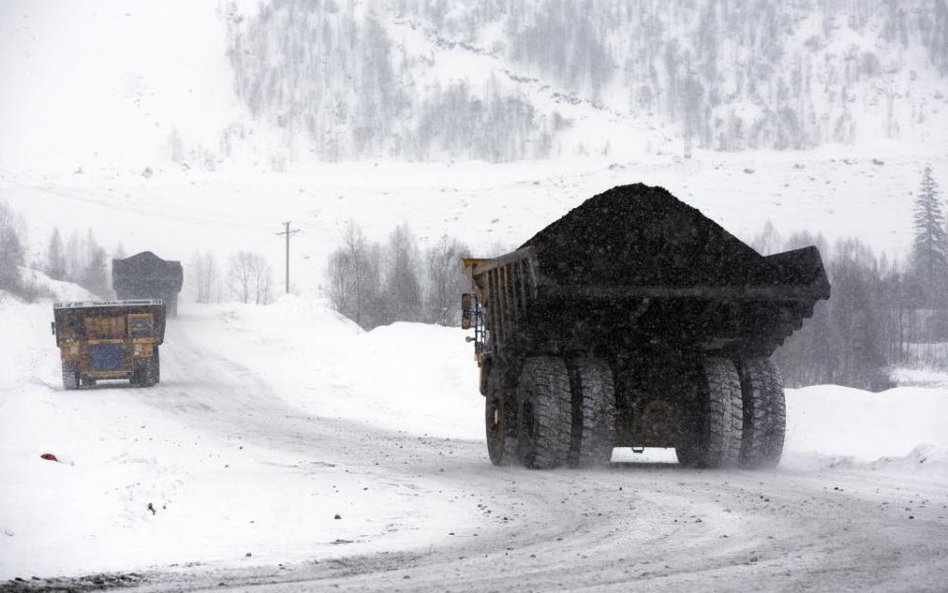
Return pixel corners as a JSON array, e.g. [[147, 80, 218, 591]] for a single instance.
[[52, 300, 166, 389]]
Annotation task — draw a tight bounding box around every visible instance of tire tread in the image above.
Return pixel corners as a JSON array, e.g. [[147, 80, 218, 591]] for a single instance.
[[738, 358, 786, 469], [518, 357, 572, 469], [569, 359, 616, 467]]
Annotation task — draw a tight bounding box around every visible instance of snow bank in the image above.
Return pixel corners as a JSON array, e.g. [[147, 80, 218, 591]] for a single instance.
[[15, 268, 99, 303], [783, 384, 948, 476], [187, 295, 483, 440]]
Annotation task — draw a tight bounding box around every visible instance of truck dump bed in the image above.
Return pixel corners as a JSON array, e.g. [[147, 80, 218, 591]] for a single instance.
[[112, 251, 183, 316], [466, 184, 829, 360]]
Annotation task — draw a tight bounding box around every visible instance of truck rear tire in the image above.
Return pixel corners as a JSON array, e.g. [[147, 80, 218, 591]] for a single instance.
[[485, 371, 519, 466], [516, 356, 572, 469], [675, 357, 743, 469], [144, 354, 159, 387], [568, 358, 616, 467], [737, 358, 786, 469], [62, 362, 79, 391]]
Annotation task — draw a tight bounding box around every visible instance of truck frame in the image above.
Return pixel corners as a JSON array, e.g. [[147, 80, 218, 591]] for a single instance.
[[52, 300, 166, 389]]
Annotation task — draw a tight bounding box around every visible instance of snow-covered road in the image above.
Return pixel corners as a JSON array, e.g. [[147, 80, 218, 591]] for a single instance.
[[3, 297, 947, 593], [136, 336, 948, 593], [138, 469, 948, 593]]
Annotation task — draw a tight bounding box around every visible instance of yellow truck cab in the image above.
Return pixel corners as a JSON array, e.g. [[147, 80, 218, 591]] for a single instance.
[[52, 300, 166, 389]]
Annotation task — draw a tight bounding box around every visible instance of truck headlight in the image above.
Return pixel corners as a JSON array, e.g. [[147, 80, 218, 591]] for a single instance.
[[134, 343, 143, 356]]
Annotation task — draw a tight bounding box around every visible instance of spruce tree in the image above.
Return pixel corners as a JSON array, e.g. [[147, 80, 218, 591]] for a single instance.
[[911, 164, 947, 307], [46, 228, 66, 280], [0, 201, 24, 292], [79, 230, 110, 298], [382, 224, 422, 324]]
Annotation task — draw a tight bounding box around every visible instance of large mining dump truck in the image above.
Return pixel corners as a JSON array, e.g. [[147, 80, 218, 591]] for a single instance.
[[112, 251, 183, 317], [52, 300, 166, 389], [461, 184, 830, 470]]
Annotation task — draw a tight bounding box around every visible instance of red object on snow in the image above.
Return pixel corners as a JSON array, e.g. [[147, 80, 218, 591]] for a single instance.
[[40, 453, 59, 462]]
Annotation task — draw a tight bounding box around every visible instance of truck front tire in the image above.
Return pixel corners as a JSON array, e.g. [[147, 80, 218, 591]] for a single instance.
[[485, 371, 519, 466], [676, 357, 743, 469], [737, 358, 786, 469], [516, 357, 572, 469]]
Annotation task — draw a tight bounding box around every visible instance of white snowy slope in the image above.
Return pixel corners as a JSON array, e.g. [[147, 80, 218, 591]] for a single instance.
[[2, 0, 948, 172], [1, 287, 946, 590]]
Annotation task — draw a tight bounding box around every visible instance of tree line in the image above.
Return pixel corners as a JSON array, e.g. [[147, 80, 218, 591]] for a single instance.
[[765, 164, 947, 390], [0, 206, 112, 302], [187, 250, 274, 306], [0, 203, 275, 307], [324, 222, 471, 330]]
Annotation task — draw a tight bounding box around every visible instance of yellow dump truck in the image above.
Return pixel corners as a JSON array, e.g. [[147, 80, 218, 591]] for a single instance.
[[52, 300, 166, 389]]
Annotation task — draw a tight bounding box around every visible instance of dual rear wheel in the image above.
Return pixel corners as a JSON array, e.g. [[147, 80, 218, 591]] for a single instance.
[[675, 357, 743, 469], [485, 356, 615, 469], [737, 358, 786, 469], [485, 355, 785, 470], [675, 357, 785, 469]]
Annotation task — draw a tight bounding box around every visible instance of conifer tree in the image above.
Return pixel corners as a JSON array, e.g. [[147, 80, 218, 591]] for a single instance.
[[0, 201, 24, 292], [381, 224, 422, 324], [910, 164, 947, 307], [46, 228, 66, 281]]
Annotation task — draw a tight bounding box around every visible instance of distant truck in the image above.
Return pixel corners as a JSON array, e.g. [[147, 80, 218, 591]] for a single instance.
[[52, 300, 166, 389], [462, 184, 830, 470], [112, 251, 183, 317]]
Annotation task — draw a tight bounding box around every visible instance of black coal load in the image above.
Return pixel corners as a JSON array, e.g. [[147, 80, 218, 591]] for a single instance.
[[520, 184, 795, 289]]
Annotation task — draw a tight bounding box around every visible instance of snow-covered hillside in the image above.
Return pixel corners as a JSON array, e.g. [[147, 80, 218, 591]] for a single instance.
[[2, 0, 947, 173]]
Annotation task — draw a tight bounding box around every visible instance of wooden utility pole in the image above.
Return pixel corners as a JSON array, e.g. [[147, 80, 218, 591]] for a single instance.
[[277, 222, 300, 294]]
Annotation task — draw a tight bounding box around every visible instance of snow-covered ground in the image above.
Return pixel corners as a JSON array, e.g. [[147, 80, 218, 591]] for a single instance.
[[0, 293, 485, 579], [2, 290, 947, 588]]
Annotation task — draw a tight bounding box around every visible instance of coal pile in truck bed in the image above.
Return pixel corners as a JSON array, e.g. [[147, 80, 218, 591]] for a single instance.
[[520, 184, 784, 289]]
